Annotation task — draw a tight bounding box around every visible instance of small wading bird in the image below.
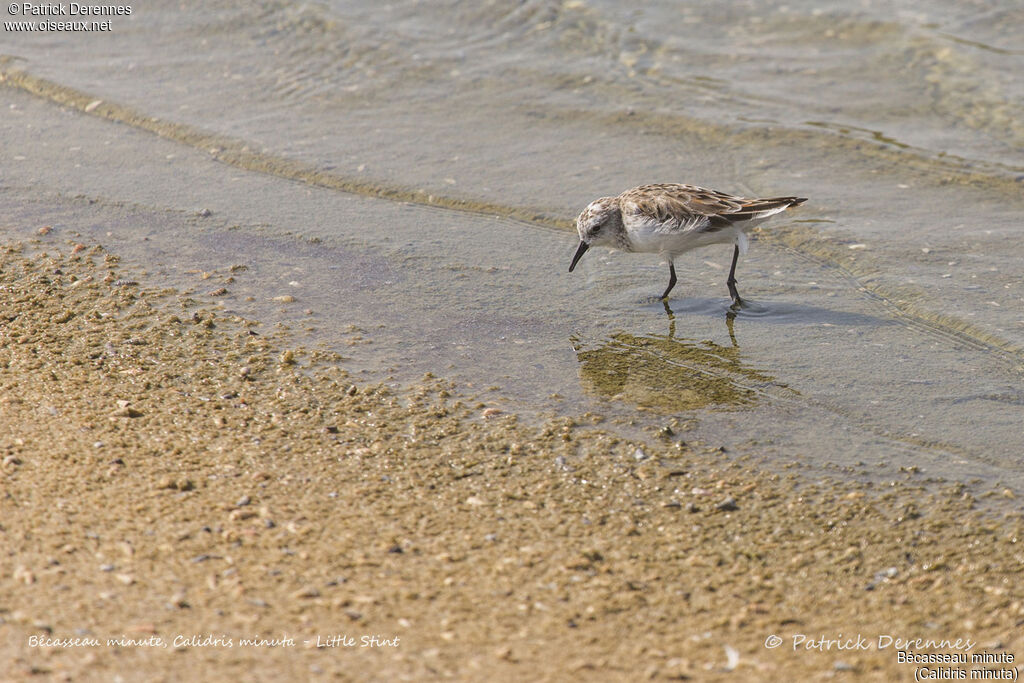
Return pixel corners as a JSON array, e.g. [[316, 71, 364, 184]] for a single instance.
[[569, 183, 807, 304]]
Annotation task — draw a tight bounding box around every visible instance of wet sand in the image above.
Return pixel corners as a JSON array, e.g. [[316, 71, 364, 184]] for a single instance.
[[2, 74, 1022, 494], [2, 239, 1022, 680]]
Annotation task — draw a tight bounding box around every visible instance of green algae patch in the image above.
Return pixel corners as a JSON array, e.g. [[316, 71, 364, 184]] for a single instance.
[[573, 330, 788, 411]]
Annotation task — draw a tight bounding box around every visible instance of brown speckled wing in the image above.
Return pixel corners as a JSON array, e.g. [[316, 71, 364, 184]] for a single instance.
[[718, 196, 808, 224], [619, 184, 741, 222], [620, 184, 805, 230]]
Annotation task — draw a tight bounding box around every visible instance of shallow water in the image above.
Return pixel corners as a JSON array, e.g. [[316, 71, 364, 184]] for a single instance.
[[2, 0, 1022, 491]]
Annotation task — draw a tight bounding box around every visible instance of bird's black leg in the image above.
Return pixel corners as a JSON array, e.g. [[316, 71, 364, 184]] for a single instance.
[[660, 263, 677, 301], [726, 244, 742, 305]]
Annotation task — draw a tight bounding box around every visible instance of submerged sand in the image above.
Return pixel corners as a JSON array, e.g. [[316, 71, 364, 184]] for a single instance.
[[1, 238, 1022, 681]]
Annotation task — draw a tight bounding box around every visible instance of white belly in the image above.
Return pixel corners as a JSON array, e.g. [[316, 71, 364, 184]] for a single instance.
[[625, 219, 748, 258]]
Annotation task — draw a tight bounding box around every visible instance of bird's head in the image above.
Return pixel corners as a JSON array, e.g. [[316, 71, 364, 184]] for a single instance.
[[569, 197, 619, 272]]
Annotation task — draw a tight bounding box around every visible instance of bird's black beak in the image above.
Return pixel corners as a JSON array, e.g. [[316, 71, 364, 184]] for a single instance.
[[568, 241, 589, 272]]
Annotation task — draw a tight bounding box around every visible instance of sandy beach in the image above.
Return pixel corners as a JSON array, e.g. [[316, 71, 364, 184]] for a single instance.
[[4, 1, 1024, 679], [1, 238, 1022, 680]]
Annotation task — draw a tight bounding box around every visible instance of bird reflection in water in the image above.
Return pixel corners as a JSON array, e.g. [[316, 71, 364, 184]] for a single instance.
[[571, 302, 783, 412]]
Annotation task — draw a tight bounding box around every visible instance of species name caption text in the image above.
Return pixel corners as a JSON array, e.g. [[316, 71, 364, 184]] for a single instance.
[[5, 3, 131, 32], [27, 633, 401, 650], [762, 634, 1019, 680]]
